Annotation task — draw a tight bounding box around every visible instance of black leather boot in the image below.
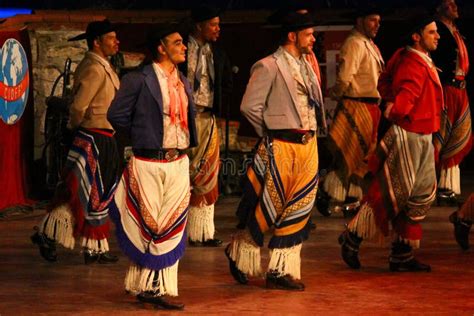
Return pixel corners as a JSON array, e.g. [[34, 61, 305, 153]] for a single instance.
[[316, 189, 331, 217], [265, 271, 305, 291], [31, 226, 57, 262], [83, 249, 99, 265], [137, 291, 185, 310], [338, 229, 362, 269], [437, 189, 458, 206], [98, 252, 119, 264], [389, 241, 431, 272], [224, 244, 248, 284], [342, 197, 361, 219], [449, 211, 472, 250]]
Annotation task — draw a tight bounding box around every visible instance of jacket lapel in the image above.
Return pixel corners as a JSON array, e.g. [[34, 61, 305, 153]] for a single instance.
[[364, 40, 385, 71], [143, 65, 163, 112], [274, 49, 298, 108], [104, 66, 120, 90], [87, 52, 120, 90]]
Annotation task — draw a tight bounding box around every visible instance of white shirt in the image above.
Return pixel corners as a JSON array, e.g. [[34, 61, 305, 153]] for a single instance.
[[152, 62, 190, 149]]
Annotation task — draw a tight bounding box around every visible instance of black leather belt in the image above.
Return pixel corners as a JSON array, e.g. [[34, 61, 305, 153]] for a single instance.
[[268, 130, 315, 144], [343, 96, 380, 104], [133, 148, 184, 161], [445, 78, 466, 89], [195, 106, 213, 113]]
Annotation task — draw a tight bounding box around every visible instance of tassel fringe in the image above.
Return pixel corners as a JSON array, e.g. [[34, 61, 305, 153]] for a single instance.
[[347, 203, 382, 243], [439, 165, 461, 195], [348, 182, 363, 200], [323, 171, 346, 202], [81, 237, 110, 253], [125, 262, 179, 297], [268, 244, 302, 280], [187, 204, 215, 242], [229, 231, 262, 277], [41, 204, 75, 249]]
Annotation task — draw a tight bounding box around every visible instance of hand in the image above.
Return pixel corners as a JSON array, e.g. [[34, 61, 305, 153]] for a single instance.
[[384, 102, 394, 119]]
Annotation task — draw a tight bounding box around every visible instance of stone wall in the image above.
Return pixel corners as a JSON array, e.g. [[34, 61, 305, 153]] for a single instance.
[[29, 27, 87, 158]]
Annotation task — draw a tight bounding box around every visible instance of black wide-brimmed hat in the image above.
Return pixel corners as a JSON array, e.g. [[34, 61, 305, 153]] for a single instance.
[[346, 1, 390, 20], [68, 19, 115, 41], [403, 12, 436, 43], [146, 23, 183, 51], [191, 4, 222, 23], [266, 10, 318, 32]]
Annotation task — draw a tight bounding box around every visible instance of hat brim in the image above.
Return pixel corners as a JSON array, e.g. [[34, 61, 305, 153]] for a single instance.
[[192, 8, 223, 23], [67, 26, 116, 42], [68, 33, 88, 41]]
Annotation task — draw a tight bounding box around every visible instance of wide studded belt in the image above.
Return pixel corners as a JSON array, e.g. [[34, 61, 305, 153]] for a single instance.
[[343, 96, 380, 104], [133, 148, 184, 162], [445, 78, 466, 89], [268, 130, 315, 144]]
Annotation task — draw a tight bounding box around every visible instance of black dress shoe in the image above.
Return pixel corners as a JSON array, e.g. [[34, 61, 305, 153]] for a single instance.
[[449, 211, 472, 250], [342, 197, 361, 219], [203, 238, 223, 247], [224, 244, 248, 284], [98, 252, 119, 264], [338, 231, 361, 269], [137, 292, 184, 310], [437, 190, 458, 206], [189, 238, 223, 247], [316, 189, 332, 217], [389, 258, 431, 272], [30, 227, 57, 262], [84, 251, 99, 265], [265, 272, 305, 291], [309, 219, 316, 230]]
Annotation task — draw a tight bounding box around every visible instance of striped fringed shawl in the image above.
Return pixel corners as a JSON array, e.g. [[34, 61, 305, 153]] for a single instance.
[[110, 157, 190, 271], [65, 129, 117, 240], [237, 136, 319, 249]]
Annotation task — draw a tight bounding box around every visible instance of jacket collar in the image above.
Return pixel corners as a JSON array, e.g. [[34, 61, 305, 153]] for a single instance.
[[405, 47, 442, 88], [143, 64, 163, 112], [142, 63, 192, 112], [351, 29, 385, 69], [273, 47, 299, 108], [85, 51, 120, 90]]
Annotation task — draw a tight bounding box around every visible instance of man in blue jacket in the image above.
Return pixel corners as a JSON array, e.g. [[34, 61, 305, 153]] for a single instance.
[[107, 24, 197, 310]]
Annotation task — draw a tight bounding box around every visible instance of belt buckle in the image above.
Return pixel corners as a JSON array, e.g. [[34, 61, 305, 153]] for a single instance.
[[460, 80, 466, 89], [301, 132, 312, 145], [164, 149, 179, 161]]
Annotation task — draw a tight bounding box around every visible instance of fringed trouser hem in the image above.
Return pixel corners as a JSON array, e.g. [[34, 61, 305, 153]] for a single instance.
[[268, 244, 302, 280], [125, 261, 179, 297], [229, 230, 262, 277], [40, 204, 75, 250], [187, 204, 215, 242], [347, 203, 383, 243], [438, 165, 461, 195]]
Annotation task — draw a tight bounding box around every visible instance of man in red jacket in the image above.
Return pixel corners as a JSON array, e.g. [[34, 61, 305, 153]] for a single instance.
[[338, 15, 443, 272]]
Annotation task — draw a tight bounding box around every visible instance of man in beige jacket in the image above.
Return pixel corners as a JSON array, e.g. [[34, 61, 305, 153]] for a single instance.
[[318, 7, 385, 217], [31, 19, 121, 265]]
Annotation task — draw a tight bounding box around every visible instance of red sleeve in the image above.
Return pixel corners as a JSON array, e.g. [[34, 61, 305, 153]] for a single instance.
[[378, 47, 404, 102], [388, 55, 426, 122]]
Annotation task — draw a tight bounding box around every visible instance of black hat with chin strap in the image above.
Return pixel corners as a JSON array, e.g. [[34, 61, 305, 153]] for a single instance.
[[68, 19, 115, 42], [146, 23, 183, 53], [191, 4, 222, 23], [267, 11, 318, 32]]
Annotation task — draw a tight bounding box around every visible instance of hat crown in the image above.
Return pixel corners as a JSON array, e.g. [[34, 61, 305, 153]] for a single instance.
[[68, 19, 114, 41], [278, 11, 318, 32], [191, 5, 221, 23]]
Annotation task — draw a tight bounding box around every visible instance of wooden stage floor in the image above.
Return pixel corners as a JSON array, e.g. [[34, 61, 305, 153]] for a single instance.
[[1, 192, 473, 314]]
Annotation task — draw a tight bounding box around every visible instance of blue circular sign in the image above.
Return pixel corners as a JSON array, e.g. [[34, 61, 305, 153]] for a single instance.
[[0, 38, 30, 125]]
